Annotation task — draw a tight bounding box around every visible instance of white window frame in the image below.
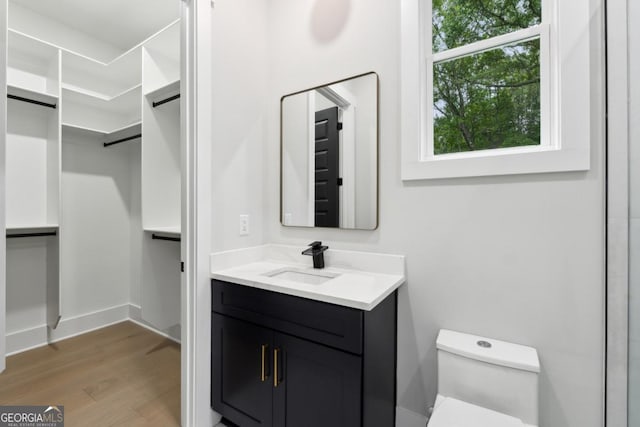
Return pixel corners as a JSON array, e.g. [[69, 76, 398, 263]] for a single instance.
[[401, 0, 592, 180]]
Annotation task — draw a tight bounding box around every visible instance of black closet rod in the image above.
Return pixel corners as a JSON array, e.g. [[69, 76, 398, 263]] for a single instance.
[[8, 94, 57, 109], [7, 231, 57, 238], [104, 133, 142, 147], [153, 94, 180, 108], [152, 234, 181, 242]]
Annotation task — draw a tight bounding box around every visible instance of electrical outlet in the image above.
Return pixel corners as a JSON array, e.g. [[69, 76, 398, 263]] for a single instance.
[[239, 215, 249, 236]]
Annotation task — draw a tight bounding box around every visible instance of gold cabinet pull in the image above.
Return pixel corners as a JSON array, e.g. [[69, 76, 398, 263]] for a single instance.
[[260, 344, 268, 382], [273, 348, 280, 387]]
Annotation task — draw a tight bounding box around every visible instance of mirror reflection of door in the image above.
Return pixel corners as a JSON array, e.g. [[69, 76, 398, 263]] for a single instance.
[[314, 107, 340, 227], [281, 72, 378, 230]]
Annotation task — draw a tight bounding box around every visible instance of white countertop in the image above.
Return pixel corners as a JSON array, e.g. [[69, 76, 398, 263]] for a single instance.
[[210, 245, 406, 311]]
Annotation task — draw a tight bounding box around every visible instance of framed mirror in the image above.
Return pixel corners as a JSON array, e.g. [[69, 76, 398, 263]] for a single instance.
[[280, 72, 378, 230]]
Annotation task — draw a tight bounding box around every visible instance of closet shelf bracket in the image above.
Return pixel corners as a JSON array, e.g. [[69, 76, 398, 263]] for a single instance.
[[104, 134, 142, 147], [7, 231, 57, 238], [152, 233, 181, 242], [8, 94, 57, 109], [52, 315, 61, 329], [152, 94, 180, 108]]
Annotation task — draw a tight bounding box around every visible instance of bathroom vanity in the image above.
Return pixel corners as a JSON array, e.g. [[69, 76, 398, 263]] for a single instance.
[[210, 245, 405, 427]]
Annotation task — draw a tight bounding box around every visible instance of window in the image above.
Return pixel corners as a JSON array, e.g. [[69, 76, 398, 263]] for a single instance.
[[401, 0, 594, 180]]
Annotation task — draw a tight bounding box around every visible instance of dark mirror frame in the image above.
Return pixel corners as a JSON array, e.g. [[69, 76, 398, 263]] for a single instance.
[[279, 72, 379, 230]]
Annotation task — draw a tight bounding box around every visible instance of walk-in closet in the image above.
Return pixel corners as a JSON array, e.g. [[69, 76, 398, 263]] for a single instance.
[[3, 0, 183, 381]]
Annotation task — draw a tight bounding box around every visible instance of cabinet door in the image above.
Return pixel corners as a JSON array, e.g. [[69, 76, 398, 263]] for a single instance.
[[273, 332, 362, 427], [212, 314, 274, 427]]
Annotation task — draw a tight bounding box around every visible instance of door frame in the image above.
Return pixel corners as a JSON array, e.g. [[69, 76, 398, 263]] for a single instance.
[[181, 0, 217, 425], [316, 85, 357, 229], [0, 0, 7, 374], [606, 0, 630, 425]]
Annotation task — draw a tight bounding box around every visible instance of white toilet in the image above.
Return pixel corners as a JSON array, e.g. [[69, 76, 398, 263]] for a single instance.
[[427, 330, 540, 427]]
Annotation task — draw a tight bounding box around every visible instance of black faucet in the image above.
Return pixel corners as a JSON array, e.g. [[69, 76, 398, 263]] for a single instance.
[[302, 241, 329, 269]]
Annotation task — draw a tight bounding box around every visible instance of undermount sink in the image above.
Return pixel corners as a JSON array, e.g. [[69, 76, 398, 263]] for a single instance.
[[263, 267, 341, 285]]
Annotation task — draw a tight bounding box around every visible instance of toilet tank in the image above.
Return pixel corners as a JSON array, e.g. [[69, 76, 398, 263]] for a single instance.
[[436, 330, 540, 426]]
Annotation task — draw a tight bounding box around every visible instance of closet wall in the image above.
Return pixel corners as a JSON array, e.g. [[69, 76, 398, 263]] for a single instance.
[[5, 1, 181, 354]]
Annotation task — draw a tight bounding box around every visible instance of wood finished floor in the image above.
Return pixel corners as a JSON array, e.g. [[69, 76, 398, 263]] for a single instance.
[[0, 321, 181, 427]]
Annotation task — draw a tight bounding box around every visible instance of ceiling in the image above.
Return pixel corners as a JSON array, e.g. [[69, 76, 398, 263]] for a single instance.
[[15, 0, 179, 52]]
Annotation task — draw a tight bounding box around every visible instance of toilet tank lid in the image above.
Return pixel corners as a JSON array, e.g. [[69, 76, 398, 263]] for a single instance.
[[437, 330, 540, 373]]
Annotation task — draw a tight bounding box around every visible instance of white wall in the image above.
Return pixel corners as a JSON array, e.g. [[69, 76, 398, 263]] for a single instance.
[[261, 1, 604, 426], [62, 132, 180, 341], [205, 1, 269, 424], [61, 132, 132, 318], [210, 0, 268, 253], [6, 239, 49, 334], [5, 102, 54, 227]]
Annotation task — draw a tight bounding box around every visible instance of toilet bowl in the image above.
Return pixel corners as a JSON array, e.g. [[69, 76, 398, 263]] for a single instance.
[[428, 395, 524, 427], [427, 330, 540, 427]]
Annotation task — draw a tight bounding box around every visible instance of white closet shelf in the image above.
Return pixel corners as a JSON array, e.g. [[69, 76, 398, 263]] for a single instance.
[[7, 85, 58, 106], [61, 83, 142, 102], [62, 121, 142, 138], [145, 79, 180, 100], [62, 85, 141, 114], [7, 224, 59, 233], [59, 45, 141, 99], [144, 226, 181, 236], [109, 121, 142, 136], [62, 86, 141, 134]]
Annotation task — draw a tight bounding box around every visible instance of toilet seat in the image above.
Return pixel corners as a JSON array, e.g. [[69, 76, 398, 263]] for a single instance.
[[427, 397, 524, 427]]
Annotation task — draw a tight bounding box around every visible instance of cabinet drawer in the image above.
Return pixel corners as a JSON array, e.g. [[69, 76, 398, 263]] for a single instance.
[[212, 280, 363, 354]]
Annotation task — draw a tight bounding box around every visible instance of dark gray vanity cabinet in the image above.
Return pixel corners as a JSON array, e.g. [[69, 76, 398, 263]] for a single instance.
[[211, 279, 397, 427], [212, 314, 274, 427]]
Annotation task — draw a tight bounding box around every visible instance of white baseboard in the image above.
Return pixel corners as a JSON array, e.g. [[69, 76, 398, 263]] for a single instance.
[[49, 304, 130, 343], [5, 303, 179, 356], [128, 304, 181, 344], [6, 324, 49, 356]]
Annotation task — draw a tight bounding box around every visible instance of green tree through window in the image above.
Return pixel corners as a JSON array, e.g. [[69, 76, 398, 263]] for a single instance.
[[432, 0, 542, 155]]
